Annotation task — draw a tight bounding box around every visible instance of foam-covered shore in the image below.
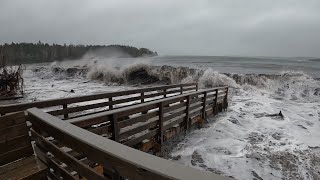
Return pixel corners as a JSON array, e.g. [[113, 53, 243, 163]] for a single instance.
[[29, 61, 320, 179]]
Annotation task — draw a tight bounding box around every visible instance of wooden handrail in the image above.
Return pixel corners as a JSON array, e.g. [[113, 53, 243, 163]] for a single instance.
[[27, 108, 231, 180], [0, 83, 197, 117], [62, 86, 228, 147], [67, 86, 228, 128]]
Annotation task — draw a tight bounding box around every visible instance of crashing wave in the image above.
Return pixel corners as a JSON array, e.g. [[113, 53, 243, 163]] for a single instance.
[[32, 62, 320, 99]]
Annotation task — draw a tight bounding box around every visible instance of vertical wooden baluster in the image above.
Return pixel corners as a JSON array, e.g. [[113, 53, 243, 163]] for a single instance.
[[186, 95, 191, 130], [141, 92, 145, 103], [224, 87, 229, 110], [63, 104, 68, 119], [111, 114, 119, 142], [159, 102, 164, 144], [202, 91, 207, 120], [214, 89, 218, 115], [108, 97, 113, 110], [196, 84, 199, 91], [180, 86, 183, 94]]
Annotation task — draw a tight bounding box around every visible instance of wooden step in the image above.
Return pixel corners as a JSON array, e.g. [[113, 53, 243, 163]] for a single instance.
[[0, 155, 47, 180]]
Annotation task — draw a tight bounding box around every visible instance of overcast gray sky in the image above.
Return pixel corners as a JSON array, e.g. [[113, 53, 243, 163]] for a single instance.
[[1, 0, 320, 57]]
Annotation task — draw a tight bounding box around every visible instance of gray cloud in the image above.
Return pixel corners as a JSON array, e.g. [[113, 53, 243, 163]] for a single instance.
[[1, 0, 320, 57]]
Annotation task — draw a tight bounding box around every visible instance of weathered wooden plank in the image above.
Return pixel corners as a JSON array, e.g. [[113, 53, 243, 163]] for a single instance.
[[163, 109, 187, 122], [0, 145, 33, 166], [88, 125, 112, 136], [116, 103, 158, 118], [190, 96, 203, 104], [0, 134, 30, 155], [70, 115, 110, 128], [163, 102, 186, 113], [0, 154, 36, 175], [182, 87, 196, 92], [189, 109, 202, 119], [163, 96, 186, 106], [0, 112, 25, 130], [206, 93, 216, 99], [144, 91, 166, 99], [119, 120, 158, 140], [111, 96, 141, 106], [34, 145, 78, 180], [0, 123, 28, 142], [31, 129, 106, 180], [124, 128, 159, 147], [205, 98, 215, 106], [49, 101, 111, 116], [189, 102, 203, 112], [166, 89, 184, 95], [0, 155, 47, 180], [163, 117, 185, 131], [118, 111, 158, 128]]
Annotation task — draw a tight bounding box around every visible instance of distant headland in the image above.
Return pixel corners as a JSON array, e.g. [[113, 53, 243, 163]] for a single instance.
[[0, 42, 158, 64]]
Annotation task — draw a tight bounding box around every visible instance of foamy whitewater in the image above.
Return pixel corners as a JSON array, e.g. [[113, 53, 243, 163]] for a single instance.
[[6, 56, 320, 179]]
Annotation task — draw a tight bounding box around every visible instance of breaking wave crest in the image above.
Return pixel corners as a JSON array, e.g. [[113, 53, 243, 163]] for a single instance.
[[32, 62, 320, 99]]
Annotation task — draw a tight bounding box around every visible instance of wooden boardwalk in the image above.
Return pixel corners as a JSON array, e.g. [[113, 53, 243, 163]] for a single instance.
[[0, 83, 230, 180]]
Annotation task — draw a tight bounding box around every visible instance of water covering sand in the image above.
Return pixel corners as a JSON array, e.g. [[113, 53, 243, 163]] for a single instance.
[[7, 56, 320, 180]]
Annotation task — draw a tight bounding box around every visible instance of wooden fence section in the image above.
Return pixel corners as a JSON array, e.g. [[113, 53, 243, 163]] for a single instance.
[[0, 83, 197, 119], [27, 108, 232, 180], [66, 87, 228, 150]]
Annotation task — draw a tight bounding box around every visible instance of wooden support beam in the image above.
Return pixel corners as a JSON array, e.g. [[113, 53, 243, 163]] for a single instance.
[[214, 89, 218, 115], [158, 102, 164, 145], [186, 95, 191, 130], [108, 97, 113, 110], [202, 92, 207, 120], [63, 104, 68, 119], [111, 114, 119, 142]]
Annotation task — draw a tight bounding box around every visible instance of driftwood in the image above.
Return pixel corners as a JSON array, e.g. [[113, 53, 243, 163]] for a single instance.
[[266, 111, 284, 118], [0, 52, 24, 97]]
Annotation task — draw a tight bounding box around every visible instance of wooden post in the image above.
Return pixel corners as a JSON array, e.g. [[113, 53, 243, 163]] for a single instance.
[[180, 86, 183, 94], [196, 84, 198, 91], [202, 92, 207, 120], [186, 95, 191, 130], [111, 114, 119, 142], [159, 102, 164, 144], [63, 104, 68, 119], [108, 97, 113, 110], [214, 89, 218, 114], [224, 87, 229, 110], [164, 89, 167, 98], [141, 92, 145, 103]]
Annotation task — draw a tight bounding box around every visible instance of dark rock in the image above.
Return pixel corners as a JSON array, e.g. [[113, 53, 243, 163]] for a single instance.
[[252, 171, 263, 180], [228, 117, 240, 125], [191, 151, 204, 166], [172, 155, 181, 161]]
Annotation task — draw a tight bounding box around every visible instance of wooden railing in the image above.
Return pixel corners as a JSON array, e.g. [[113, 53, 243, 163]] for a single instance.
[[0, 83, 198, 119], [27, 108, 231, 180], [66, 87, 228, 147]]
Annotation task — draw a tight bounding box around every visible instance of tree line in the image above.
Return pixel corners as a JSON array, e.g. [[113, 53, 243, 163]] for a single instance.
[[0, 42, 158, 65]]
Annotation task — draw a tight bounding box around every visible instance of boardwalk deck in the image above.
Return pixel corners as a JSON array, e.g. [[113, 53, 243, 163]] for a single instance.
[[0, 83, 230, 180]]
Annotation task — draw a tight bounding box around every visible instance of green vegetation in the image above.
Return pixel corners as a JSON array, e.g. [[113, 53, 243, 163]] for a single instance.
[[0, 42, 158, 64]]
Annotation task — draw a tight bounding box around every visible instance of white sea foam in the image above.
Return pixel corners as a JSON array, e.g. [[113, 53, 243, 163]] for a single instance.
[[169, 71, 320, 180], [13, 58, 320, 179]]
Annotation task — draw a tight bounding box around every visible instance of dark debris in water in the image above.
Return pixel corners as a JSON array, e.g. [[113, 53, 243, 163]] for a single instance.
[[252, 171, 263, 180], [228, 117, 241, 125]]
